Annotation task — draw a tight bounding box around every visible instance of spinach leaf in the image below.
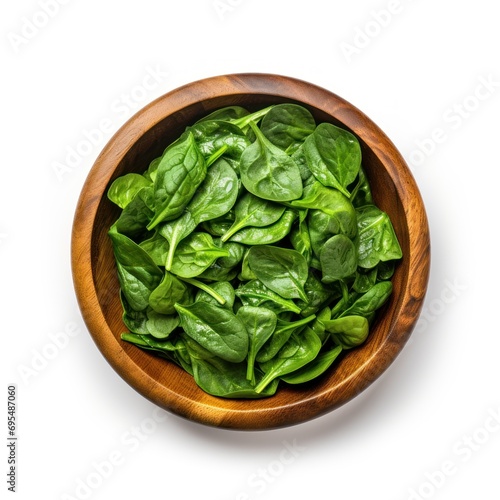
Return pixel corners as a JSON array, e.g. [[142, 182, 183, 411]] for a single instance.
[[185, 120, 251, 160], [338, 281, 393, 319], [234, 279, 302, 315], [107, 173, 152, 209], [145, 309, 180, 339], [115, 186, 154, 238], [170, 232, 229, 278], [247, 246, 308, 301], [322, 315, 369, 348], [175, 302, 248, 363], [236, 306, 277, 383], [109, 228, 163, 311], [303, 122, 361, 197], [190, 356, 279, 398], [260, 103, 316, 150], [196, 105, 249, 123], [148, 271, 191, 315], [256, 314, 316, 363], [320, 234, 358, 283], [147, 132, 206, 229], [221, 191, 285, 242], [291, 182, 357, 239], [139, 231, 170, 267], [239, 121, 303, 202], [255, 328, 322, 393], [350, 166, 373, 207], [280, 344, 343, 384], [289, 209, 313, 265], [229, 209, 297, 245], [161, 158, 239, 269], [355, 205, 403, 268]]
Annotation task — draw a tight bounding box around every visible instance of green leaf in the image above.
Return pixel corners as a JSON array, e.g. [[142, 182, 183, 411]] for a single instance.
[[281, 345, 343, 384], [239, 121, 303, 202], [355, 205, 403, 268], [255, 328, 322, 393], [175, 302, 249, 363], [236, 306, 277, 383], [260, 103, 316, 150], [322, 315, 369, 348], [148, 271, 191, 315], [221, 191, 285, 242], [109, 229, 163, 311], [303, 122, 361, 197], [320, 234, 358, 283], [148, 132, 206, 229], [107, 173, 152, 209], [247, 246, 308, 301], [170, 232, 229, 278]]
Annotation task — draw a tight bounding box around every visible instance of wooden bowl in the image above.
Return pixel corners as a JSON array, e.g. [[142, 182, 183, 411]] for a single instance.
[[71, 74, 430, 430]]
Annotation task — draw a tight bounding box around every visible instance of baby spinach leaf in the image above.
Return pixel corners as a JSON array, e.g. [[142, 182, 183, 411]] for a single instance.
[[260, 103, 316, 150], [322, 315, 369, 348], [296, 272, 339, 317], [139, 231, 170, 267], [221, 191, 285, 242], [159, 212, 197, 270], [191, 356, 279, 398], [185, 120, 251, 160], [109, 228, 163, 311], [148, 271, 191, 315], [291, 182, 357, 239], [280, 344, 343, 384], [289, 209, 313, 265], [247, 246, 309, 302], [339, 281, 393, 319], [170, 232, 229, 278], [229, 209, 297, 245], [239, 121, 303, 202], [107, 173, 152, 209], [350, 166, 373, 207], [304, 122, 361, 197], [256, 314, 316, 363], [236, 306, 277, 383], [196, 105, 249, 123], [148, 132, 206, 229], [255, 328, 322, 393], [175, 302, 249, 363], [188, 158, 239, 223], [115, 186, 154, 238], [234, 279, 302, 315], [320, 234, 358, 283], [145, 309, 180, 339], [355, 205, 403, 268]]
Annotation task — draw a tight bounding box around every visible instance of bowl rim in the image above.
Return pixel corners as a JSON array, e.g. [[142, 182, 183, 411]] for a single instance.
[[71, 72, 431, 430]]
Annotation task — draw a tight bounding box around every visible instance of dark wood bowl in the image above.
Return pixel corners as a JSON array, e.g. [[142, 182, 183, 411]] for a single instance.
[[71, 74, 430, 430]]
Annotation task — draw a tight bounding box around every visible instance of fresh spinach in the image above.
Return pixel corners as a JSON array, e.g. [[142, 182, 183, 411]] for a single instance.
[[109, 103, 403, 399]]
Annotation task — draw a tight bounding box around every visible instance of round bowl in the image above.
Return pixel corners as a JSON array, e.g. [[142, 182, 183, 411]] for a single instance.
[[71, 73, 430, 430]]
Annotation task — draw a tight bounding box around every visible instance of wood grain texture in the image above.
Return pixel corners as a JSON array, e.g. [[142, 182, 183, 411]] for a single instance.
[[71, 73, 430, 430]]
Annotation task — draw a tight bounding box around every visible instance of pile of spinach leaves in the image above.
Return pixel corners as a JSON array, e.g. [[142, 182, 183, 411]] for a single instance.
[[107, 103, 402, 399]]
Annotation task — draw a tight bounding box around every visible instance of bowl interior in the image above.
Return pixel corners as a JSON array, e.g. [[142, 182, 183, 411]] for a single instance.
[[73, 74, 429, 430]]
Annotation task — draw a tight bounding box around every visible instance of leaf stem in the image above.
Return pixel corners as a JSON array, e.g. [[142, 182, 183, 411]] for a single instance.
[[177, 277, 226, 305]]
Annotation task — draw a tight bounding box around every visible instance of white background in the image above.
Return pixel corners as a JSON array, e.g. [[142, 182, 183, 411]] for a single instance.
[[2, 1, 499, 499]]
